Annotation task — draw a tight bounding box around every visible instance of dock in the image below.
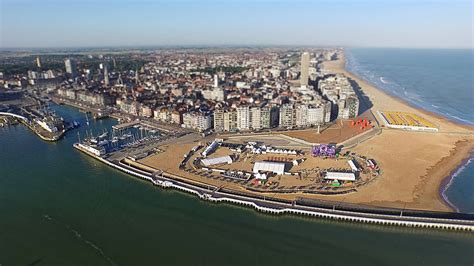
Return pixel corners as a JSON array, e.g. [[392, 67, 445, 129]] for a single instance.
[[112, 121, 140, 131]]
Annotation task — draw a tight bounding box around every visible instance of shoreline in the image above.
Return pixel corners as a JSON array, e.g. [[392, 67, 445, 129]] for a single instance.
[[322, 49, 473, 212], [340, 53, 473, 213], [343, 50, 474, 131], [341, 50, 473, 132], [440, 152, 473, 213], [421, 140, 474, 213], [342, 54, 473, 213]]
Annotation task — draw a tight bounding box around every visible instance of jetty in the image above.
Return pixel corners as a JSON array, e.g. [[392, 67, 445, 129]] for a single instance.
[[0, 111, 67, 141], [112, 121, 140, 131]]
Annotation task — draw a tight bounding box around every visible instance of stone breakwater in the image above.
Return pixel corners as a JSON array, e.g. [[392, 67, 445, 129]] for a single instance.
[[74, 143, 474, 232]]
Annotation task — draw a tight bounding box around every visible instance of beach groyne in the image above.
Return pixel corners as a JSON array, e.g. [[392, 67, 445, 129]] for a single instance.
[[74, 143, 474, 232]]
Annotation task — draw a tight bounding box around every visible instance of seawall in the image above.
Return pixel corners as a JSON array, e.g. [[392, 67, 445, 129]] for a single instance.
[[74, 143, 474, 232]]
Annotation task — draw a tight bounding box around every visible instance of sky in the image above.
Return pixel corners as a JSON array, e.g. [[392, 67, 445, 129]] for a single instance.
[[1, 0, 472, 49]]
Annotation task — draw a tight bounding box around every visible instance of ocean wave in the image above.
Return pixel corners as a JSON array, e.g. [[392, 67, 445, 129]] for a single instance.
[[444, 113, 474, 124], [349, 58, 408, 104], [402, 90, 408, 96], [346, 49, 474, 212], [346, 49, 474, 125], [380, 77, 389, 84], [408, 94, 423, 103]]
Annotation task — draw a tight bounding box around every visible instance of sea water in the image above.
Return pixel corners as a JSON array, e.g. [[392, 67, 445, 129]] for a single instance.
[[346, 48, 474, 213], [0, 53, 473, 264], [0, 105, 473, 265]]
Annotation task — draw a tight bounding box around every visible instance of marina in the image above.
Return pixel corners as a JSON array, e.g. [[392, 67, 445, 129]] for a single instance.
[[77, 122, 163, 156], [1, 0, 474, 264], [2, 47, 474, 264], [2, 116, 472, 265]]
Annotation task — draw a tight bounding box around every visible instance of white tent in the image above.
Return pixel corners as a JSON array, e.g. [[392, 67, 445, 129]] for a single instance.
[[348, 160, 359, 172], [324, 172, 356, 181], [202, 141, 219, 157], [254, 173, 267, 180], [201, 156, 232, 166], [253, 161, 286, 175]]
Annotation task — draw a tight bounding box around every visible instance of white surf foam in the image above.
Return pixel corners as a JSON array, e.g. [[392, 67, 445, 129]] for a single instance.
[[380, 77, 390, 84]]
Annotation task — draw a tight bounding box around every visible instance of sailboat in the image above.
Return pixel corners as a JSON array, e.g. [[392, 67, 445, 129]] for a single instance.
[[98, 130, 108, 139], [85, 113, 90, 126]]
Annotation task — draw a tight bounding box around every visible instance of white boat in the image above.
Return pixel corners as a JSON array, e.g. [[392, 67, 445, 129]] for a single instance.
[[98, 131, 108, 139]]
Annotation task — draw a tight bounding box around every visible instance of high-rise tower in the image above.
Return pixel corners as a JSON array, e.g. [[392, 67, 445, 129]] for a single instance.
[[135, 68, 140, 83], [104, 65, 110, 86], [64, 59, 77, 77], [35, 57, 42, 68], [214, 74, 218, 88], [300, 52, 310, 87]]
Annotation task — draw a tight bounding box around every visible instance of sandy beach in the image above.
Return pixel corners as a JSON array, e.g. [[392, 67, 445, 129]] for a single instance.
[[314, 52, 474, 211], [323, 53, 473, 133], [137, 51, 474, 213]]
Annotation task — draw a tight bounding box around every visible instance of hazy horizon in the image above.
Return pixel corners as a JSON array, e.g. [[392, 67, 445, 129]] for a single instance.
[[1, 45, 473, 52], [1, 0, 473, 49]]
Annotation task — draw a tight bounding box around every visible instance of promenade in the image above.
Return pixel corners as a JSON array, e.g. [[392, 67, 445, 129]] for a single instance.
[[74, 143, 474, 232]]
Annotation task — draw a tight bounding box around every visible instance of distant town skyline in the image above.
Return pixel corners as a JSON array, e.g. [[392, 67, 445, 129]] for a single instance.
[[1, 0, 472, 49]]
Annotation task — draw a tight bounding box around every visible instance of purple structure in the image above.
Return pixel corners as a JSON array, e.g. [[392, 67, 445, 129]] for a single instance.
[[312, 144, 336, 157]]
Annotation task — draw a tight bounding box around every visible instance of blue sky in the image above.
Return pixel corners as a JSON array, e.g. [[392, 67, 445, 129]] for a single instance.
[[1, 0, 472, 48]]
